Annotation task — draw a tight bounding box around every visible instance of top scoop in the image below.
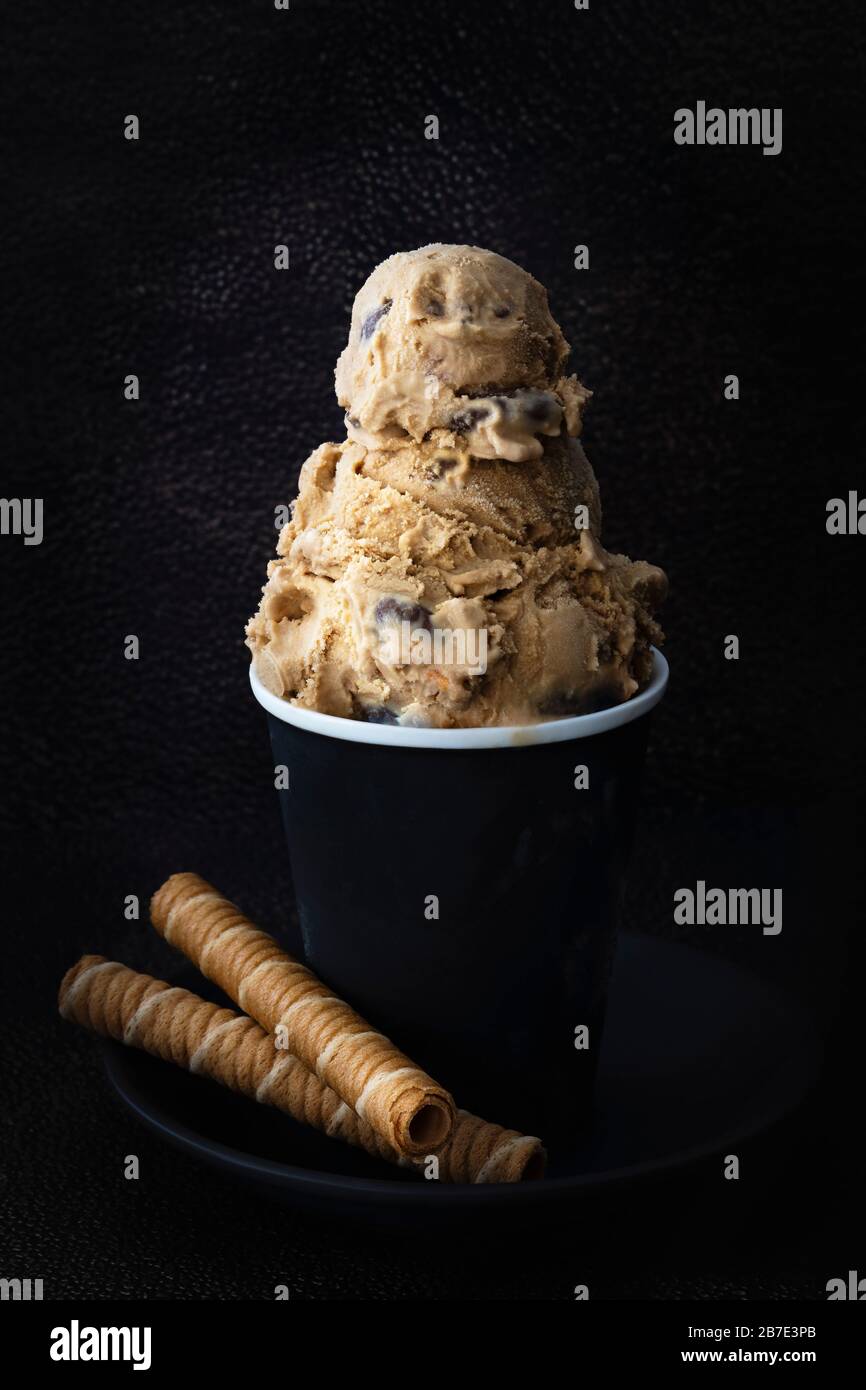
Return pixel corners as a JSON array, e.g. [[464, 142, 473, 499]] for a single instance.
[[246, 244, 667, 728], [335, 244, 591, 462]]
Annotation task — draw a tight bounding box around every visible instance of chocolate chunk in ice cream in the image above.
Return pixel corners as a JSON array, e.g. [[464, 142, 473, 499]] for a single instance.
[[360, 299, 393, 341]]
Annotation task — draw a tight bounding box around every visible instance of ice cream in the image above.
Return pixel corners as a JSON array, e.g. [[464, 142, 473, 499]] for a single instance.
[[334, 243, 591, 461], [246, 244, 666, 727]]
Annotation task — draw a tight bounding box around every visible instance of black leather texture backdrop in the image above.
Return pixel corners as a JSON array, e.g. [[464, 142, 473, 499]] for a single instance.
[[1, 0, 863, 1300]]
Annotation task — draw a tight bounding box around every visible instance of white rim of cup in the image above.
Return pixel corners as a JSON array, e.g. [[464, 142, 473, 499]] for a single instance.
[[249, 646, 669, 750]]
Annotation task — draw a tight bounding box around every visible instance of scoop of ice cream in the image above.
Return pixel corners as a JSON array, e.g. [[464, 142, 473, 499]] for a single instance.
[[246, 434, 666, 727], [335, 244, 591, 462]]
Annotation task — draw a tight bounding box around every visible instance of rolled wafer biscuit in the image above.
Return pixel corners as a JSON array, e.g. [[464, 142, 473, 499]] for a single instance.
[[58, 957, 545, 1184], [149, 872, 455, 1158]]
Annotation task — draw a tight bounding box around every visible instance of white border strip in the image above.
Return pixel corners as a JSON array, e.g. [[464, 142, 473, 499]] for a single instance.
[[249, 648, 668, 750]]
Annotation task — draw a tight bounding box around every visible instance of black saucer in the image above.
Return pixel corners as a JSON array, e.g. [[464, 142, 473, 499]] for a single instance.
[[104, 935, 821, 1216]]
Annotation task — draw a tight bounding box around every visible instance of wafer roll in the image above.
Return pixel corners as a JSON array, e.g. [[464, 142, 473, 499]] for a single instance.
[[58, 957, 545, 1184], [150, 872, 455, 1158]]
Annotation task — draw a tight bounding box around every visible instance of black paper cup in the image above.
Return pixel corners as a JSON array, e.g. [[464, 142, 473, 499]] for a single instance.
[[251, 650, 668, 1140]]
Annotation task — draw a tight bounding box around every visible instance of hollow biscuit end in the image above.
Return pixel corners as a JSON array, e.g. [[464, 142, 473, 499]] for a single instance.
[[483, 1135, 547, 1184], [408, 1099, 453, 1151], [519, 1143, 547, 1183]]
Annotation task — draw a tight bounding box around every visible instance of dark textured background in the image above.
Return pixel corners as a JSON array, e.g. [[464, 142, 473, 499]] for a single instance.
[[1, 0, 864, 1300]]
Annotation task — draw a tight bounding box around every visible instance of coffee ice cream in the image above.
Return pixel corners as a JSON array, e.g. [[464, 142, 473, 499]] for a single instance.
[[246, 244, 666, 727], [334, 243, 591, 461]]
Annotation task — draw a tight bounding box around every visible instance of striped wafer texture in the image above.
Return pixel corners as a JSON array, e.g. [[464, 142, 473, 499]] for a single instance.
[[150, 872, 455, 1158], [58, 956, 545, 1185]]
